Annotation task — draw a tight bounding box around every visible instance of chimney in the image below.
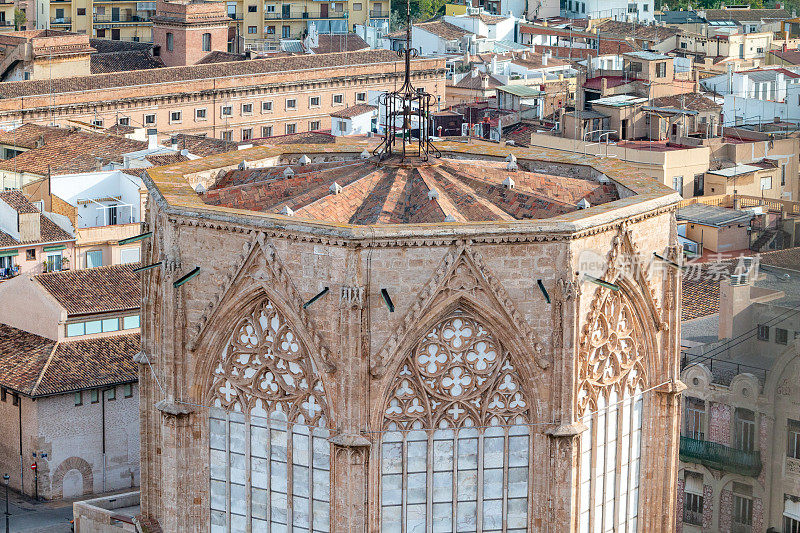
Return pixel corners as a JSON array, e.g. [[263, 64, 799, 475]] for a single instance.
[[148, 134, 158, 150], [481, 74, 489, 89], [472, 67, 479, 77], [601, 77, 608, 92], [542, 53, 548, 65], [718, 275, 753, 340]]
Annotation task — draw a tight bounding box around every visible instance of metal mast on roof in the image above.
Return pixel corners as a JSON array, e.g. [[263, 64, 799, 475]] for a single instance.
[[373, 0, 440, 162]]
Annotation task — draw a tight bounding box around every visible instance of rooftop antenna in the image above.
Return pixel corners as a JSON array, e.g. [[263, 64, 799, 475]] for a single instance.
[[372, 0, 440, 161]]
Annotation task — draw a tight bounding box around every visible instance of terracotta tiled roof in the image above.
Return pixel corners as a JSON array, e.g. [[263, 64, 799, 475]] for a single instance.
[[651, 93, 721, 111], [0, 49, 402, 100], [90, 50, 165, 74], [760, 246, 800, 271], [196, 50, 248, 64], [89, 38, 153, 54], [703, 8, 789, 22], [451, 72, 504, 90], [329, 104, 377, 119], [104, 123, 137, 136], [0, 324, 138, 397], [34, 263, 141, 316], [250, 131, 336, 145], [162, 134, 242, 157], [146, 153, 190, 166], [0, 129, 147, 176], [0, 190, 74, 247], [594, 19, 680, 41], [415, 20, 472, 40], [202, 156, 619, 224], [0, 123, 74, 150], [310, 34, 370, 54], [461, 13, 508, 24], [768, 48, 800, 65]]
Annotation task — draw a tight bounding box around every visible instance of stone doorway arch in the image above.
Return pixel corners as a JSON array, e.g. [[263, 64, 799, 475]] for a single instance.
[[51, 457, 93, 499]]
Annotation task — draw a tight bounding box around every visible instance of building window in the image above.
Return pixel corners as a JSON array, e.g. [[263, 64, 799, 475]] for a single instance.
[[683, 473, 703, 526], [785, 499, 800, 533], [12, 394, 18, 406], [379, 309, 531, 533], [787, 419, 800, 460], [74, 391, 82, 406], [106, 387, 116, 401], [262, 101, 273, 113], [761, 176, 772, 190], [248, 26, 257, 34], [309, 96, 320, 107], [166, 32, 174, 51], [286, 98, 297, 109], [309, 121, 320, 131], [208, 295, 331, 532], [757, 324, 770, 341], [735, 409, 756, 453], [170, 111, 182, 123], [266, 25, 275, 34], [286, 123, 297, 134], [123, 315, 140, 330], [221, 131, 233, 141], [684, 397, 705, 440], [120, 247, 140, 264], [777, 328, 789, 345], [248, 4, 257, 11], [332, 94, 343, 105], [337, 120, 347, 133], [77, 7, 85, 15], [261, 126, 272, 137], [733, 491, 753, 530], [656, 62, 667, 78], [118, 117, 130, 126], [124, 384, 133, 398], [355, 92, 366, 102], [282, 25, 290, 38], [196, 108, 207, 120], [144, 114, 156, 125], [90, 119, 104, 128], [353, 2, 362, 10], [26, 249, 35, 261], [0, 388, 5, 402], [201, 33, 212, 51], [242, 128, 253, 141], [672, 176, 683, 195], [693, 173, 704, 196], [221, 105, 233, 117], [241, 103, 253, 115], [90, 390, 99, 403], [86, 250, 102, 268], [97, 29, 106, 38]]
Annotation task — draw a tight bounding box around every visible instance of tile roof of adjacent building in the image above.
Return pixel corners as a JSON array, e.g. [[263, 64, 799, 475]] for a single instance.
[[0, 49, 402, 100], [89, 38, 153, 54], [90, 50, 165, 74], [310, 33, 370, 54], [34, 263, 141, 316], [0, 123, 74, 150], [655, 10, 707, 24], [415, 20, 473, 40], [769, 48, 800, 65], [145, 153, 191, 166], [451, 72, 504, 90], [104, 123, 137, 136], [250, 131, 337, 145], [594, 19, 681, 41], [196, 50, 248, 64], [0, 130, 147, 176], [459, 13, 509, 24], [0, 324, 138, 397], [329, 104, 378, 119], [0, 190, 75, 248], [651, 92, 721, 111], [162, 134, 242, 157], [703, 8, 789, 22]]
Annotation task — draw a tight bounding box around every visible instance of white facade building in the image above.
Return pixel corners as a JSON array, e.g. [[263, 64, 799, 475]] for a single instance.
[[561, 0, 654, 23]]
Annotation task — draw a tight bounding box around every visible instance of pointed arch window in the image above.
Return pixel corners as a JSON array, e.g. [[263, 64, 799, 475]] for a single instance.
[[207, 296, 331, 533], [380, 308, 532, 532], [577, 290, 647, 533]]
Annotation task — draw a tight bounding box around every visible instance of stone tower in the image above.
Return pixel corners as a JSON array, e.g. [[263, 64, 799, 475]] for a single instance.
[[151, 0, 229, 67]]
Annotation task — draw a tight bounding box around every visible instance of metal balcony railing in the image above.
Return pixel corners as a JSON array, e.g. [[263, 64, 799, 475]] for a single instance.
[[93, 14, 150, 22], [51, 16, 72, 24], [679, 436, 762, 477], [264, 10, 348, 19], [683, 508, 703, 526], [369, 9, 387, 17]]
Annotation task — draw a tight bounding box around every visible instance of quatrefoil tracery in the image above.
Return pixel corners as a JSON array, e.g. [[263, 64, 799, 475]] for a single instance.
[[384, 309, 530, 430], [209, 297, 329, 426]]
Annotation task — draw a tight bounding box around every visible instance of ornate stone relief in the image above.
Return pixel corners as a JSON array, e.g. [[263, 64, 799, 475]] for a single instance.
[[383, 308, 529, 430], [371, 244, 548, 377], [208, 294, 329, 427], [188, 233, 334, 373]]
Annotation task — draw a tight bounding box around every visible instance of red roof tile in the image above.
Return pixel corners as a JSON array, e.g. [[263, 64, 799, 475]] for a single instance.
[[34, 263, 141, 316]]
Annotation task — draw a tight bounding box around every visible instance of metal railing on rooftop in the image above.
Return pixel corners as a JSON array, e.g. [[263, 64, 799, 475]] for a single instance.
[[93, 14, 151, 22], [679, 436, 762, 477], [264, 10, 348, 19]]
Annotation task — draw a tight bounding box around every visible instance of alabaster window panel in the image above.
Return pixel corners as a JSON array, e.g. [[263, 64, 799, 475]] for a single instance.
[[578, 289, 647, 533], [207, 296, 331, 533], [380, 309, 531, 533]]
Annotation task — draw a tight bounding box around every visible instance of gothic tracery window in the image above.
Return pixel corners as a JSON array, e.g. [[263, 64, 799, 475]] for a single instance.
[[577, 290, 647, 533], [380, 309, 532, 533], [208, 296, 331, 533]]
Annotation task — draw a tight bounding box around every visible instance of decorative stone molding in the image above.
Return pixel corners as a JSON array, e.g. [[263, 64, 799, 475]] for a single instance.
[[370, 244, 548, 377], [339, 286, 365, 309], [155, 399, 195, 417]]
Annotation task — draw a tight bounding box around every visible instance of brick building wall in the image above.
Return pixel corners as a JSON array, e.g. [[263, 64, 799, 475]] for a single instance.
[[708, 401, 732, 445], [0, 52, 446, 143]]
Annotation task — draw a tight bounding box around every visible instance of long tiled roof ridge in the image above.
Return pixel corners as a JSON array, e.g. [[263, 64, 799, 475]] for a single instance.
[[0, 49, 414, 100], [34, 263, 141, 315], [0, 324, 138, 397]]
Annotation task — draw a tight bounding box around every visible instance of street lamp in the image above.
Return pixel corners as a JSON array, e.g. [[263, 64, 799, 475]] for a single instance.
[[3, 473, 9, 533]]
